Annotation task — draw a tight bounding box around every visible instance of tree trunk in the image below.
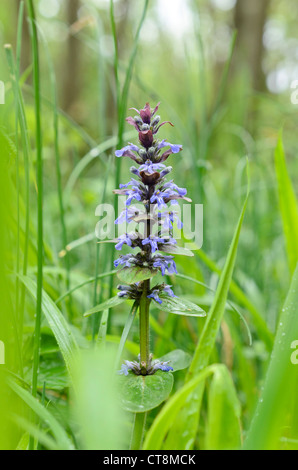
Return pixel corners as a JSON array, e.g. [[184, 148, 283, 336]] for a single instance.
[[234, 0, 270, 92], [62, 0, 81, 115]]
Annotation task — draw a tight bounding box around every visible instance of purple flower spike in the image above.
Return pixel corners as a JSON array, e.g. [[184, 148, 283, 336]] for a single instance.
[[112, 103, 191, 377]]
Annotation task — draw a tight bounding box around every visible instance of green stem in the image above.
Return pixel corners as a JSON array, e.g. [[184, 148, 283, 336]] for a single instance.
[[139, 279, 150, 374], [130, 412, 147, 450], [27, 0, 43, 450]]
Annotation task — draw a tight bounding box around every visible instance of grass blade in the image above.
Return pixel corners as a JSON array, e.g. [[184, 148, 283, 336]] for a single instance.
[[19, 275, 80, 381], [205, 365, 242, 450], [244, 263, 298, 450], [143, 364, 218, 450], [274, 131, 298, 276], [26, 1, 43, 429], [10, 381, 74, 450]]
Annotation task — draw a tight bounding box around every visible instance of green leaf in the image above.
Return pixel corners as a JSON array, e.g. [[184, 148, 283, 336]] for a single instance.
[[10, 381, 74, 450], [19, 275, 79, 381], [164, 162, 250, 450], [244, 264, 298, 450], [118, 371, 174, 413], [84, 295, 125, 317], [274, 132, 298, 275], [157, 349, 192, 372], [37, 362, 69, 391], [117, 266, 158, 284], [159, 244, 194, 257], [205, 366, 242, 450], [153, 294, 206, 317]]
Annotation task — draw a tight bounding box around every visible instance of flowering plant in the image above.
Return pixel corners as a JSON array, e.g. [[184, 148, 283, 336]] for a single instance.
[[112, 103, 206, 376]]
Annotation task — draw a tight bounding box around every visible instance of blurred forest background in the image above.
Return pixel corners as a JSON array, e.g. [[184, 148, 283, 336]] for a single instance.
[[1, 0, 298, 450]]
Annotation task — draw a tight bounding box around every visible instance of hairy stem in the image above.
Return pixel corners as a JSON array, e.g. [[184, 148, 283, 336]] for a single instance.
[[139, 278, 150, 374]]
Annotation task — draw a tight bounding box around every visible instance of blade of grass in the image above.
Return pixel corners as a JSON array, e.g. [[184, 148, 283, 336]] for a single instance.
[[244, 263, 298, 450], [10, 381, 74, 450], [19, 274, 80, 382], [143, 364, 219, 450], [26, 2, 43, 438], [4, 46, 25, 377], [55, 270, 117, 304], [92, 154, 114, 341], [205, 365, 242, 450], [274, 131, 298, 276], [115, 301, 138, 368], [5, 41, 31, 357], [12, 415, 59, 450]]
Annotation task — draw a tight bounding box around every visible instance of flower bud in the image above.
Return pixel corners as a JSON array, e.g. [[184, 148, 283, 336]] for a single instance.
[[138, 148, 147, 160], [134, 116, 143, 126], [151, 115, 160, 128], [139, 130, 153, 148], [148, 146, 156, 159]]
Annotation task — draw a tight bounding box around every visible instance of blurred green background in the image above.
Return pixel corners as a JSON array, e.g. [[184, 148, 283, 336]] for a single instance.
[[0, 0, 298, 450]]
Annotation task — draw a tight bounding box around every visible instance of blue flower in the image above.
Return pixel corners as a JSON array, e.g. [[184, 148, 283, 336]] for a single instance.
[[153, 255, 177, 276], [158, 140, 182, 154], [117, 364, 130, 376], [163, 285, 177, 298], [114, 254, 136, 268], [157, 140, 183, 162], [115, 233, 135, 251], [139, 160, 167, 174], [160, 211, 183, 231], [147, 289, 162, 304], [150, 190, 168, 208], [125, 188, 143, 206], [115, 206, 140, 225], [115, 143, 141, 163], [152, 361, 173, 372], [163, 180, 187, 197], [142, 235, 165, 253]]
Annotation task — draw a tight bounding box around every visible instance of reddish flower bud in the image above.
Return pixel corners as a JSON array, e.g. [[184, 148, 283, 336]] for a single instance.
[[139, 129, 153, 148], [139, 102, 152, 124]]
